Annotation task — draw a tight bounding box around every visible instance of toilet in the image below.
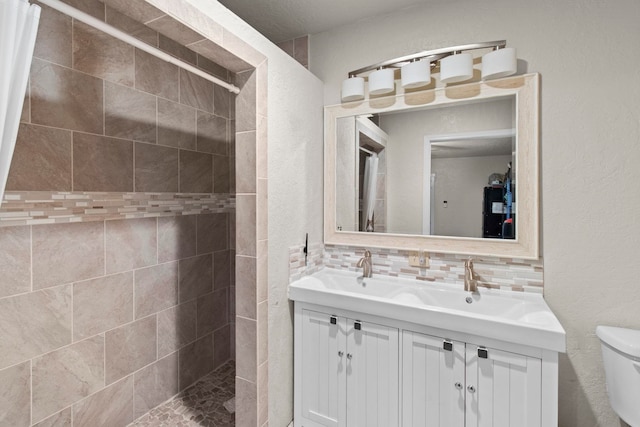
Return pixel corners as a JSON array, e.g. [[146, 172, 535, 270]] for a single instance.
[[596, 325, 640, 427]]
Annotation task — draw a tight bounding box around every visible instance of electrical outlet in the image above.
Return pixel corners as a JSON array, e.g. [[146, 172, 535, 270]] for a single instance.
[[408, 251, 429, 268]]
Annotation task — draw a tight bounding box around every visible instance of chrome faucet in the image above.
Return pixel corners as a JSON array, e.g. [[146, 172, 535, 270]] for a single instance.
[[357, 249, 372, 278], [464, 258, 478, 293]]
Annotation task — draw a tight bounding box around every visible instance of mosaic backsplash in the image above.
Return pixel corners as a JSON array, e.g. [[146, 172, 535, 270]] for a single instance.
[[290, 244, 544, 293], [0, 191, 235, 226], [289, 242, 324, 283]]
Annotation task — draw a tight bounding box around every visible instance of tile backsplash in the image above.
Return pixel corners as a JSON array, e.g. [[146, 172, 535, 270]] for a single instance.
[[290, 244, 544, 293], [288, 241, 324, 283]]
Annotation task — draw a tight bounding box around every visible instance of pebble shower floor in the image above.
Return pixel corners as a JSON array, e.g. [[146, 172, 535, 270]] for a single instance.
[[129, 361, 235, 427]]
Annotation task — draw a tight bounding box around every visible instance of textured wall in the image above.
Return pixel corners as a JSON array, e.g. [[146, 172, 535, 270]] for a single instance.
[[309, 1, 640, 425]]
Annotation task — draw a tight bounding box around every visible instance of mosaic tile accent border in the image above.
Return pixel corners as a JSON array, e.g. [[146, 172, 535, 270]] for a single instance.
[[289, 244, 544, 293], [0, 191, 235, 226], [289, 242, 324, 282]]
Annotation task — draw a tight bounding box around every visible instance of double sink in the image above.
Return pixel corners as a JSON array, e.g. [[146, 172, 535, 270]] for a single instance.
[[288, 268, 565, 352]]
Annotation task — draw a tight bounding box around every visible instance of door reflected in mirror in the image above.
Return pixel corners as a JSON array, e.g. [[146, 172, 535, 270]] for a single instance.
[[336, 96, 517, 239]]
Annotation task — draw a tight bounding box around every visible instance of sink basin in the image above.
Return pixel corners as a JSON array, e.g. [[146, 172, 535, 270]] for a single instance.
[[288, 268, 566, 352]]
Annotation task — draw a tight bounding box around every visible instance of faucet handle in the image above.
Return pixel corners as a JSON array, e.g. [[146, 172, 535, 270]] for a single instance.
[[363, 249, 371, 258]]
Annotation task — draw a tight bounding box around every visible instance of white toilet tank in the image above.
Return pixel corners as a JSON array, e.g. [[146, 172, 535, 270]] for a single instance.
[[596, 325, 640, 427]]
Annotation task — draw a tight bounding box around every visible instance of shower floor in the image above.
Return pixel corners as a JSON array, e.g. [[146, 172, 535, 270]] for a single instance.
[[129, 360, 235, 427]]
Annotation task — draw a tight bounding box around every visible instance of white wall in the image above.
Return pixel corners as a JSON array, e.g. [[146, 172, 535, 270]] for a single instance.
[[177, 2, 325, 425], [310, 1, 640, 425]]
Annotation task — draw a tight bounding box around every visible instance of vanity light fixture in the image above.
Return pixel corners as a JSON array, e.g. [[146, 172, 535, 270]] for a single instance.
[[341, 76, 365, 101], [341, 40, 517, 102], [401, 59, 432, 89], [481, 46, 517, 80], [368, 67, 395, 95], [440, 51, 474, 83]]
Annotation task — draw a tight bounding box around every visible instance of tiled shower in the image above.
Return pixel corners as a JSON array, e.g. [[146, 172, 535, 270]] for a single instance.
[[0, 0, 243, 425]]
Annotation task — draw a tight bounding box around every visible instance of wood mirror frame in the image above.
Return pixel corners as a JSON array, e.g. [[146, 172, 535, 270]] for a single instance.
[[324, 73, 540, 259]]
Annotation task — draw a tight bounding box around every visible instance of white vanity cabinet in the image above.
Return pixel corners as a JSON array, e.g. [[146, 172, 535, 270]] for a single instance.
[[295, 301, 558, 427], [464, 344, 542, 427], [401, 331, 466, 426], [402, 330, 542, 427], [295, 308, 399, 427]]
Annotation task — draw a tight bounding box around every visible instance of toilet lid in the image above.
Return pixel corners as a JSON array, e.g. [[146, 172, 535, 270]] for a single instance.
[[596, 325, 640, 358]]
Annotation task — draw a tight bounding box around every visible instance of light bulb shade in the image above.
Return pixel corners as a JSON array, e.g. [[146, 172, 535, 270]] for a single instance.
[[482, 47, 517, 80], [341, 76, 365, 102], [440, 52, 474, 84], [401, 60, 431, 89], [368, 68, 395, 95]]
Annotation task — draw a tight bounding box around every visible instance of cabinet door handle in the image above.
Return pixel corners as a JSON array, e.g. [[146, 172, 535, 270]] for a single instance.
[[454, 382, 463, 390], [330, 316, 337, 325], [478, 347, 488, 359], [443, 340, 453, 351], [347, 353, 353, 359], [467, 385, 476, 393], [338, 351, 344, 357], [354, 321, 361, 330]]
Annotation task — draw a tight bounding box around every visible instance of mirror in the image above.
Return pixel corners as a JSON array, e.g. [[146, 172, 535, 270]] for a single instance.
[[325, 74, 539, 259]]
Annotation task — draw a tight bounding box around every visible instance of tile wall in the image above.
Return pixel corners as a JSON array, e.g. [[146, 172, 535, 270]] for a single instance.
[[97, 0, 271, 425], [0, 216, 234, 426], [0, 1, 237, 426], [276, 35, 309, 69], [233, 65, 270, 427], [13, 4, 234, 196], [288, 242, 325, 283], [0, 191, 234, 226]]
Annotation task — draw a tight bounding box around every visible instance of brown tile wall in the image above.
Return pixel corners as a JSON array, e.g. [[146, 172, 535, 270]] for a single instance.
[[234, 63, 269, 427], [0, 1, 237, 426], [276, 35, 309, 69], [10, 1, 236, 196], [0, 215, 234, 426]]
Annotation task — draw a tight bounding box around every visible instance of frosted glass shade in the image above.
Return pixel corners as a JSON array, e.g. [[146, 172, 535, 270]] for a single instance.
[[401, 60, 431, 89], [482, 47, 517, 80], [368, 68, 395, 95], [341, 76, 365, 102], [440, 53, 473, 84]]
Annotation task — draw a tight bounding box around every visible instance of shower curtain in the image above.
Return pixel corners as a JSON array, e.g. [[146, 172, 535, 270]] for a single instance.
[[0, 0, 40, 205], [361, 153, 378, 232]]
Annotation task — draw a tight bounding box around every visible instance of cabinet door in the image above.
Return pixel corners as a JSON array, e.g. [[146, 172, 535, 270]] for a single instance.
[[299, 309, 347, 427], [346, 319, 399, 427], [402, 331, 465, 427], [465, 345, 542, 427]]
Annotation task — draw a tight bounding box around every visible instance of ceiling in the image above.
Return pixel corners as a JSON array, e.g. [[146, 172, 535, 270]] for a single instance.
[[217, 0, 429, 43]]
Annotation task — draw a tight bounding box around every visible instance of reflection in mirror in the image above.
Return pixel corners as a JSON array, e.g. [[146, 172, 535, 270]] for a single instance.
[[336, 96, 516, 239], [325, 74, 539, 259], [429, 128, 515, 238]]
